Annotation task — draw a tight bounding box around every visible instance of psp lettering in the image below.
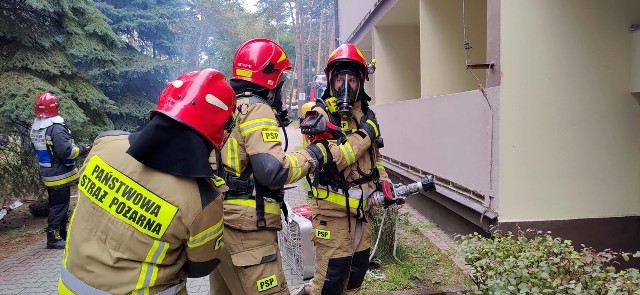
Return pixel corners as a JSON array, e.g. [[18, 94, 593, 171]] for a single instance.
[[262, 131, 280, 142], [257, 275, 278, 291], [315, 229, 330, 239]]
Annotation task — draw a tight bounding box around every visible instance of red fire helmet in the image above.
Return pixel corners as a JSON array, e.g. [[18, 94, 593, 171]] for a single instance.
[[232, 38, 292, 90], [153, 69, 236, 149], [324, 43, 368, 82], [34, 92, 60, 118]]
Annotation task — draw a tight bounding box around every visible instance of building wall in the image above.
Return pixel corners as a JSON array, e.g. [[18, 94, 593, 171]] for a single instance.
[[373, 88, 498, 198], [373, 26, 421, 103], [338, 0, 379, 44], [499, 0, 640, 221], [419, 0, 486, 97]]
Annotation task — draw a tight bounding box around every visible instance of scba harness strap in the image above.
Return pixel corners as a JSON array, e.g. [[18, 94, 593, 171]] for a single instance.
[[306, 101, 380, 224]]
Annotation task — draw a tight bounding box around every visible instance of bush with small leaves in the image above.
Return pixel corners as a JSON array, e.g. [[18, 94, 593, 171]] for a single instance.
[[456, 229, 640, 294]]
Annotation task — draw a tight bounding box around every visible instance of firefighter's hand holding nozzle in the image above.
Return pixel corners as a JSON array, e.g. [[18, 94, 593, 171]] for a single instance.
[[369, 175, 436, 208]]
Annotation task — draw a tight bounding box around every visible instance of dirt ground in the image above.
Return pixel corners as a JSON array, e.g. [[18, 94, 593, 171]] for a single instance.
[[0, 188, 77, 263]]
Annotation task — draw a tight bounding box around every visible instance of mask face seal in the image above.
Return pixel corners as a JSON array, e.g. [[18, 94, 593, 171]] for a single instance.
[[218, 113, 237, 149], [271, 73, 292, 127]]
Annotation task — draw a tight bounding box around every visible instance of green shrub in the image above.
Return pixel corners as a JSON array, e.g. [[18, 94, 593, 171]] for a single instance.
[[457, 229, 640, 294], [0, 126, 46, 204]]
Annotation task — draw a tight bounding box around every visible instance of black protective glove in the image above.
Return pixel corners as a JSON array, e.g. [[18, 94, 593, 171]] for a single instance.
[[359, 110, 380, 141], [300, 110, 345, 144], [79, 143, 92, 156], [304, 140, 331, 168]]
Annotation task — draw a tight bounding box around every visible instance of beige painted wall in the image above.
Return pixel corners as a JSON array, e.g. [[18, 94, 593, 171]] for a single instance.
[[419, 0, 486, 97], [373, 88, 498, 197], [631, 30, 640, 93], [373, 26, 421, 103], [338, 0, 378, 43], [499, 0, 640, 221]]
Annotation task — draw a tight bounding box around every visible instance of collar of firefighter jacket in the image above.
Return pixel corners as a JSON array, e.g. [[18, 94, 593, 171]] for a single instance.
[[31, 115, 65, 130], [126, 114, 215, 178]]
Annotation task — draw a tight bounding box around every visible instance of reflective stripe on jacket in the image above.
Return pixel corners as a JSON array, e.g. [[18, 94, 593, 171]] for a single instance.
[[29, 123, 81, 188]]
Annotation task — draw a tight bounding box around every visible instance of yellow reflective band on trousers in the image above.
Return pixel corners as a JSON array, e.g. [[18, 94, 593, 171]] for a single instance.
[[134, 240, 170, 295], [285, 154, 301, 183], [188, 217, 223, 248], [79, 156, 178, 239], [43, 169, 79, 187], [313, 188, 362, 208], [239, 118, 279, 136], [376, 160, 384, 170], [339, 143, 356, 165], [224, 199, 281, 215], [226, 138, 240, 176]]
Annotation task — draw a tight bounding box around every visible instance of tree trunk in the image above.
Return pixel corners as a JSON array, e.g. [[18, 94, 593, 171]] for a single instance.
[[370, 206, 400, 262], [194, 0, 206, 69], [316, 10, 324, 75]]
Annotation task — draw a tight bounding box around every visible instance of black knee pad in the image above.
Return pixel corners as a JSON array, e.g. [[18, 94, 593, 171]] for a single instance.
[[346, 248, 371, 290], [321, 256, 351, 295]]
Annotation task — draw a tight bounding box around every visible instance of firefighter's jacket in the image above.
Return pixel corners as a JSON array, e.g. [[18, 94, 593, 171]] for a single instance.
[[311, 100, 390, 218], [210, 95, 321, 232], [29, 116, 82, 188], [60, 133, 224, 295]]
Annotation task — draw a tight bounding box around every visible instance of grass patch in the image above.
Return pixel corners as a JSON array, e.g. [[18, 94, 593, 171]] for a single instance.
[[361, 215, 473, 294], [3, 223, 43, 239], [407, 222, 438, 234]]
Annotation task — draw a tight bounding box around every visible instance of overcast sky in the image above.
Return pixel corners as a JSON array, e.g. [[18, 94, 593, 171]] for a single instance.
[[242, 0, 258, 12]]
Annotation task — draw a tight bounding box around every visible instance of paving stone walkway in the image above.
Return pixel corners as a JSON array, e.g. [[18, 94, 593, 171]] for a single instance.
[[0, 127, 465, 294]]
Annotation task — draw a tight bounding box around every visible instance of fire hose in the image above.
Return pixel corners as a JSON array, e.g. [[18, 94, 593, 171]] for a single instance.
[[369, 175, 437, 262]]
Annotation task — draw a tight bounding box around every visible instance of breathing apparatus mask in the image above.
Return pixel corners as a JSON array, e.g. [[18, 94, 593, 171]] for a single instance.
[[268, 72, 292, 127], [329, 66, 363, 116]]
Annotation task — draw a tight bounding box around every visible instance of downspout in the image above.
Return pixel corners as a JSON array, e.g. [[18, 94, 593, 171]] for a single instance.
[[334, 0, 340, 47]]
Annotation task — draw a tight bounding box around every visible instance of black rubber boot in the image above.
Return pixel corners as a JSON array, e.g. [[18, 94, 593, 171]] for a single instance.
[[46, 229, 66, 249], [59, 215, 69, 240]]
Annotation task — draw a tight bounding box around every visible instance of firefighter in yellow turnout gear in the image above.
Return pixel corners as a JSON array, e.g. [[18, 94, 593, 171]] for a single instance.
[[59, 69, 236, 295], [301, 44, 390, 295], [208, 39, 375, 295]]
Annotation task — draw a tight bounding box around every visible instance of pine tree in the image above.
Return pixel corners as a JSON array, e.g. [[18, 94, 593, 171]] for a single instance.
[[93, 0, 191, 131], [0, 0, 123, 140], [0, 0, 124, 202]]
